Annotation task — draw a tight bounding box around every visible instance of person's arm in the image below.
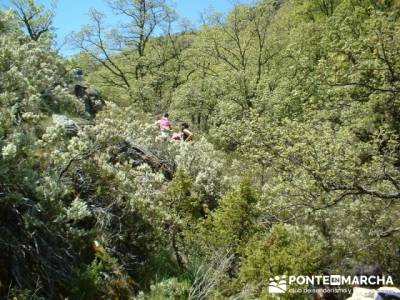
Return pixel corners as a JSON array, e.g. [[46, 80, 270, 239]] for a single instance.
[[183, 129, 193, 141]]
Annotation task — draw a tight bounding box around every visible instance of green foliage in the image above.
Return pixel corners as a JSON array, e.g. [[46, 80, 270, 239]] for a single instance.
[[10, 0, 55, 42], [239, 224, 327, 298], [7, 289, 46, 300], [68, 260, 104, 300], [186, 180, 259, 259], [2, 0, 400, 298], [136, 278, 190, 300], [162, 169, 202, 220]]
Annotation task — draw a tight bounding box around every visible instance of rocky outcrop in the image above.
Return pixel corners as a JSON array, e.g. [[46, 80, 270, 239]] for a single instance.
[[52, 114, 79, 135], [111, 140, 176, 180]]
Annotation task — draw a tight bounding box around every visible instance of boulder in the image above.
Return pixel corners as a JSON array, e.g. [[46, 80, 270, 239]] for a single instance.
[[52, 114, 79, 135]]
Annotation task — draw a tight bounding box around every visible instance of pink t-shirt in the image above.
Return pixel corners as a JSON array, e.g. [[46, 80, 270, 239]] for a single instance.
[[159, 117, 171, 130]]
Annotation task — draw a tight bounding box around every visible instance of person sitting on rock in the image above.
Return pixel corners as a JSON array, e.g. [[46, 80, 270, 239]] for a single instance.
[[180, 122, 193, 142]]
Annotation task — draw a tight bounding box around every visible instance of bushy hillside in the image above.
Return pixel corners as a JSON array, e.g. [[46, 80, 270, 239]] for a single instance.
[[1, 0, 400, 299]]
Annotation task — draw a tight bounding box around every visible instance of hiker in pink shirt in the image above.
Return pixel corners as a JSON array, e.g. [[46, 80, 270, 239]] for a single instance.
[[155, 112, 172, 140]]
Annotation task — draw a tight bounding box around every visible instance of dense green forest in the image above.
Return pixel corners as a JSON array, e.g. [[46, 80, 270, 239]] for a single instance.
[[1, 0, 400, 299]]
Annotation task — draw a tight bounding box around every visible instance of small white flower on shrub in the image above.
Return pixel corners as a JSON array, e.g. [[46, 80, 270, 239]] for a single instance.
[[2, 142, 17, 159], [66, 198, 91, 222]]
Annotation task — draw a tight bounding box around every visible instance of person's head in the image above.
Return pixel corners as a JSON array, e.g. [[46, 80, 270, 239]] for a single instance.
[[74, 67, 83, 75], [352, 263, 382, 288], [312, 287, 337, 300], [163, 112, 169, 118], [181, 122, 189, 130]]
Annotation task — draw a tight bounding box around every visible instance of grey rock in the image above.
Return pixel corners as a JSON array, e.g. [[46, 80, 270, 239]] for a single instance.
[[52, 114, 79, 135]]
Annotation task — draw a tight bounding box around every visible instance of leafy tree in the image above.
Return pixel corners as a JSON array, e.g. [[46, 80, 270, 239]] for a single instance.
[[2, 0, 400, 298], [8, 0, 55, 42]]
